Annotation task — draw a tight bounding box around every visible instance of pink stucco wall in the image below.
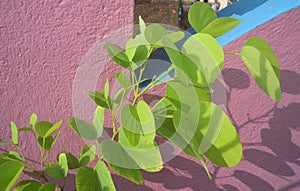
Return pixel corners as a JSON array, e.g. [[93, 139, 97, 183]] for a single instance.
[[1, 1, 299, 190]]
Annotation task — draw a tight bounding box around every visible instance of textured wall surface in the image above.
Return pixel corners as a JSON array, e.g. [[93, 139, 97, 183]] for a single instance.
[[1, 0, 300, 190]]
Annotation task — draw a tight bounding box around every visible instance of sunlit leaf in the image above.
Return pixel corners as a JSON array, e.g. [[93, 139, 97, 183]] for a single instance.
[[18, 127, 32, 132], [59, 152, 80, 170], [139, 16, 146, 34], [68, 118, 100, 141], [144, 24, 168, 46], [58, 153, 68, 177], [88, 91, 113, 109], [93, 107, 104, 138], [30, 113, 37, 128], [14, 180, 41, 191], [116, 72, 131, 88], [10, 121, 18, 145], [201, 18, 242, 37], [44, 120, 62, 138], [105, 42, 130, 68], [104, 79, 109, 99], [241, 37, 281, 101], [35, 121, 53, 138], [95, 160, 116, 191], [78, 145, 96, 166], [0, 160, 24, 191], [188, 2, 217, 32]]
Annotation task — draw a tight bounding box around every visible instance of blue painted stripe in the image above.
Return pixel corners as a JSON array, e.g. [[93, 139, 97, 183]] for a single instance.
[[216, 0, 300, 46]]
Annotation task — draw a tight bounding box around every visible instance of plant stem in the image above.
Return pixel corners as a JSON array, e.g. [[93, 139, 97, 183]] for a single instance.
[[111, 127, 121, 141], [224, 51, 241, 56], [132, 65, 174, 106]]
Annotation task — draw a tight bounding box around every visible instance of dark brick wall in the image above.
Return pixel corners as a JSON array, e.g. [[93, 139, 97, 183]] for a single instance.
[[134, 0, 179, 26]]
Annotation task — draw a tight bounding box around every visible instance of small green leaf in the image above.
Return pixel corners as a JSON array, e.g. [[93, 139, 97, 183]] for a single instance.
[[10, 121, 18, 145], [144, 24, 168, 46], [201, 17, 242, 37], [165, 31, 185, 43], [50, 132, 60, 150], [0, 160, 24, 191], [93, 107, 104, 138], [241, 37, 281, 101], [88, 91, 113, 109], [14, 180, 41, 191], [30, 113, 37, 128], [105, 42, 131, 68], [78, 145, 96, 166], [95, 160, 116, 191], [58, 153, 68, 177], [35, 121, 53, 138], [37, 136, 54, 151], [60, 152, 80, 170], [108, 164, 144, 185], [139, 16, 146, 33], [116, 72, 131, 88], [68, 118, 100, 141], [0, 142, 11, 145], [188, 2, 217, 32], [45, 163, 65, 180], [113, 87, 131, 108], [104, 79, 109, 99], [132, 45, 149, 65], [38, 182, 56, 191], [76, 166, 102, 191], [44, 120, 62, 138], [18, 127, 32, 132]]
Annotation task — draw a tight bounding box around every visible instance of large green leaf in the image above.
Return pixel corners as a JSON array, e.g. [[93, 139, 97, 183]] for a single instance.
[[76, 166, 102, 191], [241, 37, 281, 101], [121, 101, 156, 146], [118, 128, 163, 172], [105, 42, 131, 68], [0, 160, 24, 191], [201, 17, 242, 37], [188, 2, 217, 32], [68, 118, 101, 141], [14, 180, 41, 191], [101, 140, 144, 185], [78, 145, 96, 166], [88, 91, 113, 109], [10, 121, 18, 145], [45, 163, 65, 180], [35, 121, 53, 138], [95, 160, 116, 191], [144, 24, 168, 46], [182, 33, 224, 84], [38, 182, 56, 191]]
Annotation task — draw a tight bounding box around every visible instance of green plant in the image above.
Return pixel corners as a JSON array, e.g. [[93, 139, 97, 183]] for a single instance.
[[0, 2, 281, 191]]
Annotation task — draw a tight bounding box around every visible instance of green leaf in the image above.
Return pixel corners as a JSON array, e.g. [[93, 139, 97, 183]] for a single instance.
[[144, 24, 168, 46], [120, 104, 142, 146], [0, 151, 22, 162], [182, 33, 224, 84], [113, 87, 131, 108], [60, 152, 80, 170], [116, 72, 131, 88], [201, 17, 242, 37], [18, 127, 32, 132], [139, 16, 146, 33], [241, 37, 281, 101], [125, 34, 150, 63], [104, 79, 109, 99], [118, 128, 163, 172], [37, 136, 54, 151], [78, 145, 96, 166], [108, 164, 144, 185], [35, 121, 53, 138], [50, 132, 60, 150], [0, 160, 24, 191], [132, 45, 149, 65], [188, 2, 217, 32], [45, 163, 65, 180], [93, 107, 104, 138], [0, 142, 11, 145], [76, 166, 102, 191], [165, 31, 185, 43], [14, 180, 41, 191], [172, 102, 242, 167], [88, 91, 113, 109], [38, 182, 56, 191], [30, 113, 37, 128], [105, 42, 130, 68], [44, 120, 62, 138], [95, 160, 116, 191], [68, 118, 100, 141], [58, 153, 68, 177], [10, 121, 18, 145]]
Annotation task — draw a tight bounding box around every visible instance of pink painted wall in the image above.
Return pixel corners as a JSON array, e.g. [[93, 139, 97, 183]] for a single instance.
[[1, 0, 299, 190]]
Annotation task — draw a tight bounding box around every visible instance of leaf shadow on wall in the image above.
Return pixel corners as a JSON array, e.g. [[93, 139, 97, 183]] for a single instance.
[[112, 69, 300, 191]]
